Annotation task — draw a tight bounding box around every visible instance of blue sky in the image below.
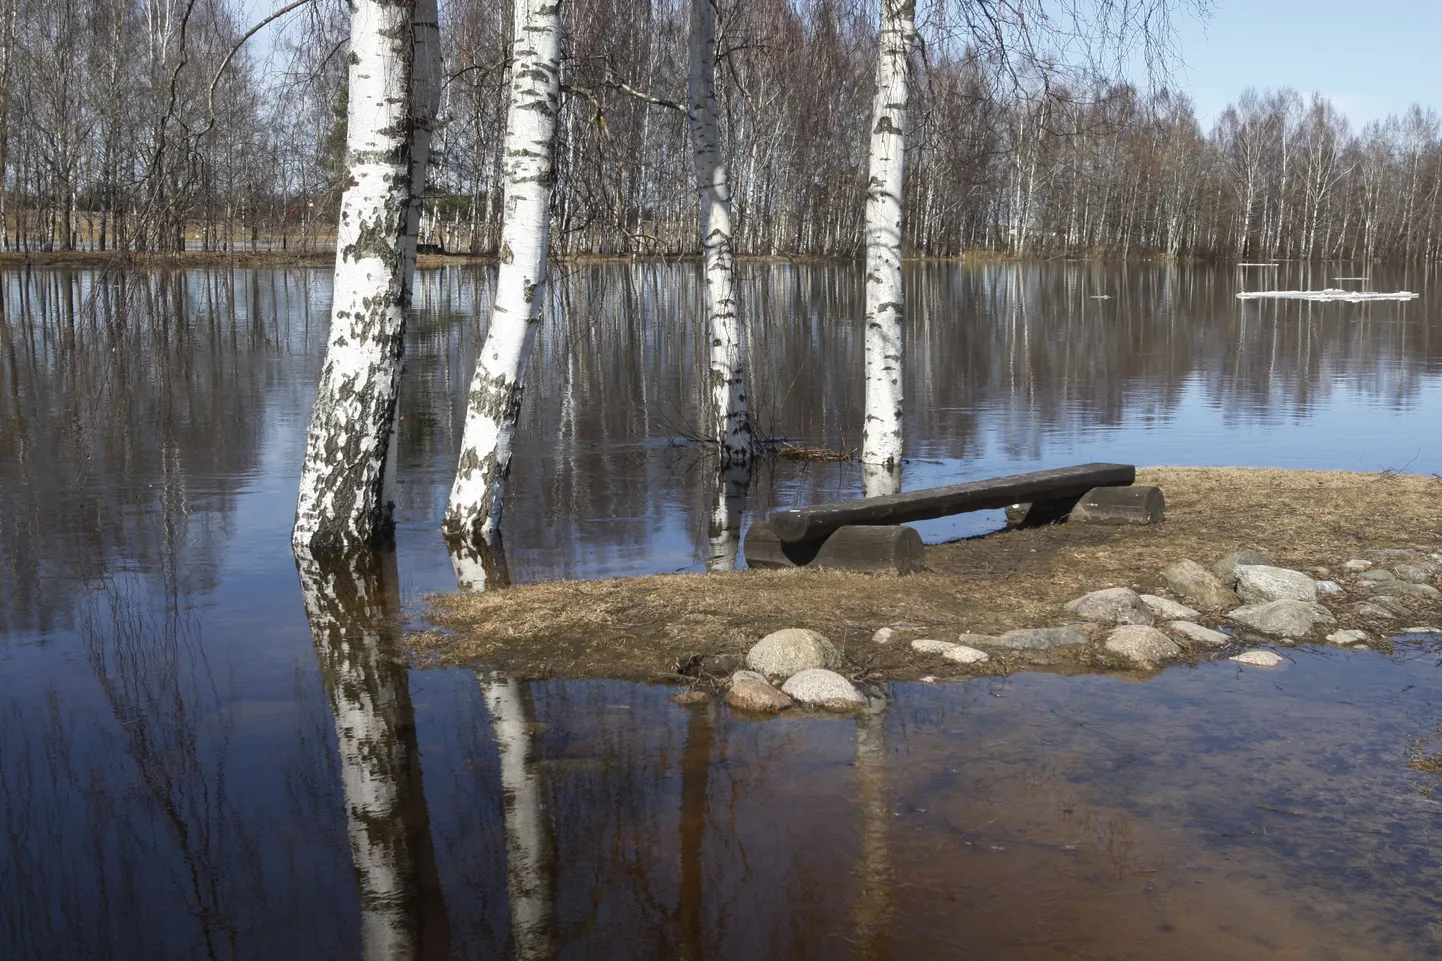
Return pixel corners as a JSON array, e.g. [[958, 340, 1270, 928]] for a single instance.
[[1169, 0, 1442, 128]]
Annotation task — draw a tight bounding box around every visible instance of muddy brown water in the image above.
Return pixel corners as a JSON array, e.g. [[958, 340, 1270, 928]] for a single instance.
[[2, 261, 1441, 959]]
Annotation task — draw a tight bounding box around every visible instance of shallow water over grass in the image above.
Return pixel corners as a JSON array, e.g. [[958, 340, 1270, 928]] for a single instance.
[[2, 261, 1441, 958]]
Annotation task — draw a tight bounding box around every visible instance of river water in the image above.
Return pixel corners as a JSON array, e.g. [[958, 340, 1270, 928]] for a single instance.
[[2, 261, 1440, 959]]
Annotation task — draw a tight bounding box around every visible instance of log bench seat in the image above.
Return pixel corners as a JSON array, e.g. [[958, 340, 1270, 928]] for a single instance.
[[745, 462, 1163, 574]]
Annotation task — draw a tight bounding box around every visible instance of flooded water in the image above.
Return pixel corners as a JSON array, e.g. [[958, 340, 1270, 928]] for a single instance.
[[2, 261, 1441, 959]]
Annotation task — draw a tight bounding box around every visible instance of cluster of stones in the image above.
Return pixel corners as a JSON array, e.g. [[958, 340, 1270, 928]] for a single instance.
[[897, 546, 1442, 674], [719, 628, 869, 715]]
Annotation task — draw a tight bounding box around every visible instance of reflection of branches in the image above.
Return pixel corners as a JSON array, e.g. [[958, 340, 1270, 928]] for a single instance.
[[81, 583, 249, 961]]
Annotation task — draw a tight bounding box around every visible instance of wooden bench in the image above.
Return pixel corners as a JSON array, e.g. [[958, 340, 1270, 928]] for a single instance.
[[745, 462, 1157, 574]]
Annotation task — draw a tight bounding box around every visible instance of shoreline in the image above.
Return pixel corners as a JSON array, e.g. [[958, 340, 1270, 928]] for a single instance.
[[0, 248, 1307, 271], [408, 468, 1442, 689]]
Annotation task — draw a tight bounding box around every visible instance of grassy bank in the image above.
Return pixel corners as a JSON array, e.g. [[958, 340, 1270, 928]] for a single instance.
[[410, 468, 1442, 683]]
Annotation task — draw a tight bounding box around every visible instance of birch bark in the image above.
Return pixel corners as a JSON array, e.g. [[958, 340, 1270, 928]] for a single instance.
[[445, 0, 563, 543], [294, 0, 415, 555], [861, 0, 913, 469], [687, 0, 751, 465], [384, 0, 445, 511]]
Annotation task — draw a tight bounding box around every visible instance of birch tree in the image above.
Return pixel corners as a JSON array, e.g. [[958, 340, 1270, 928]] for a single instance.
[[385, 0, 444, 510], [445, 0, 563, 545], [860, 0, 914, 472], [687, 0, 750, 465], [293, 0, 416, 555]]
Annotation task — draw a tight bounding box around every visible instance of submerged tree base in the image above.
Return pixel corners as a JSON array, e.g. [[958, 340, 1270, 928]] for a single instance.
[[411, 468, 1442, 683]]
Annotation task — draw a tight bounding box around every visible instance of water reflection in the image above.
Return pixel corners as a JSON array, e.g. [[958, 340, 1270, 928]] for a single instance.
[[477, 673, 556, 959], [297, 550, 451, 959]]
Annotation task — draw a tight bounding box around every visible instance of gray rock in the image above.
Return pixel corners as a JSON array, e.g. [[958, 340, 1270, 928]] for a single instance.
[[957, 632, 998, 647], [730, 669, 770, 686], [1368, 581, 1441, 602], [1167, 621, 1231, 647], [1227, 600, 1336, 637], [1213, 549, 1275, 586], [726, 678, 793, 713], [1342, 559, 1374, 572], [1315, 580, 1343, 594], [1359, 568, 1397, 584], [1356, 597, 1410, 619], [1231, 650, 1285, 667], [1325, 629, 1371, 646], [911, 639, 958, 655], [981, 624, 1088, 650], [1105, 625, 1182, 666], [1162, 560, 1242, 610], [871, 627, 895, 645], [1141, 595, 1200, 621], [1234, 565, 1318, 604], [943, 645, 990, 665], [780, 668, 866, 711], [1394, 562, 1441, 584], [746, 629, 841, 679], [1400, 626, 1442, 634], [1064, 587, 1154, 625]]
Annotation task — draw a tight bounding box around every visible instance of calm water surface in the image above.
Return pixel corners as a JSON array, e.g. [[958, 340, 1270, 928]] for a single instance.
[[2, 261, 1441, 959]]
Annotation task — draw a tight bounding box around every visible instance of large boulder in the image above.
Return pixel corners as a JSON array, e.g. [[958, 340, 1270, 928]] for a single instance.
[[1394, 562, 1441, 584], [746, 629, 841, 680], [1231, 650, 1285, 667], [1167, 621, 1230, 647], [1213, 549, 1275, 586], [780, 669, 866, 711], [1064, 587, 1154, 625], [1162, 560, 1241, 610], [726, 678, 793, 713], [981, 624, 1088, 650], [1228, 600, 1335, 638], [911, 639, 958, 655], [944, 645, 990, 665], [1105, 625, 1181, 667], [1141, 595, 1200, 621], [1234, 565, 1319, 604], [1368, 581, 1441, 602]]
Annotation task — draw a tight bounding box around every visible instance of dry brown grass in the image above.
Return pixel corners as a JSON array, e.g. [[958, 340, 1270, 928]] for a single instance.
[[410, 468, 1442, 682]]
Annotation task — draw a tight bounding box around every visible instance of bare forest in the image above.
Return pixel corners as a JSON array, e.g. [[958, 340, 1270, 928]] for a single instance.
[[2, 0, 1441, 262]]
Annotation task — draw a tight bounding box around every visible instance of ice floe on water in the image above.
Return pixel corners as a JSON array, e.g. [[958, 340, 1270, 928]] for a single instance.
[[1236, 288, 1419, 302]]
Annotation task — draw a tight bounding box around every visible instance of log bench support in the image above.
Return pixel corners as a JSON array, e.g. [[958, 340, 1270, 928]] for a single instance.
[[744, 522, 925, 575]]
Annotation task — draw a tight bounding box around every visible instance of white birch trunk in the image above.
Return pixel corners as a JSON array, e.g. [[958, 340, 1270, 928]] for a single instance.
[[294, 0, 415, 555], [297, 549, 450, 960], [479, 673, 555, 961], [383, 0, 445, 512], [861, 0, 913, 469], [445, 0, 563, 543], [688, 0, 751, 464]]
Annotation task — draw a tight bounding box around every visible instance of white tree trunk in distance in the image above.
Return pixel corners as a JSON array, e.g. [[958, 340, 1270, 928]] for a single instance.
[[479, 673, 555, 961], [688, 0, 751, 465], [384, 0, 445, 511], [861, 0, 914, 469], [444, 0, 563, 544], [294, 0, 415, 555]]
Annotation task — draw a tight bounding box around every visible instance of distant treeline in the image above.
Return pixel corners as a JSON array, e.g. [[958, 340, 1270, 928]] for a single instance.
[[3, 0, 1439, 261]]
